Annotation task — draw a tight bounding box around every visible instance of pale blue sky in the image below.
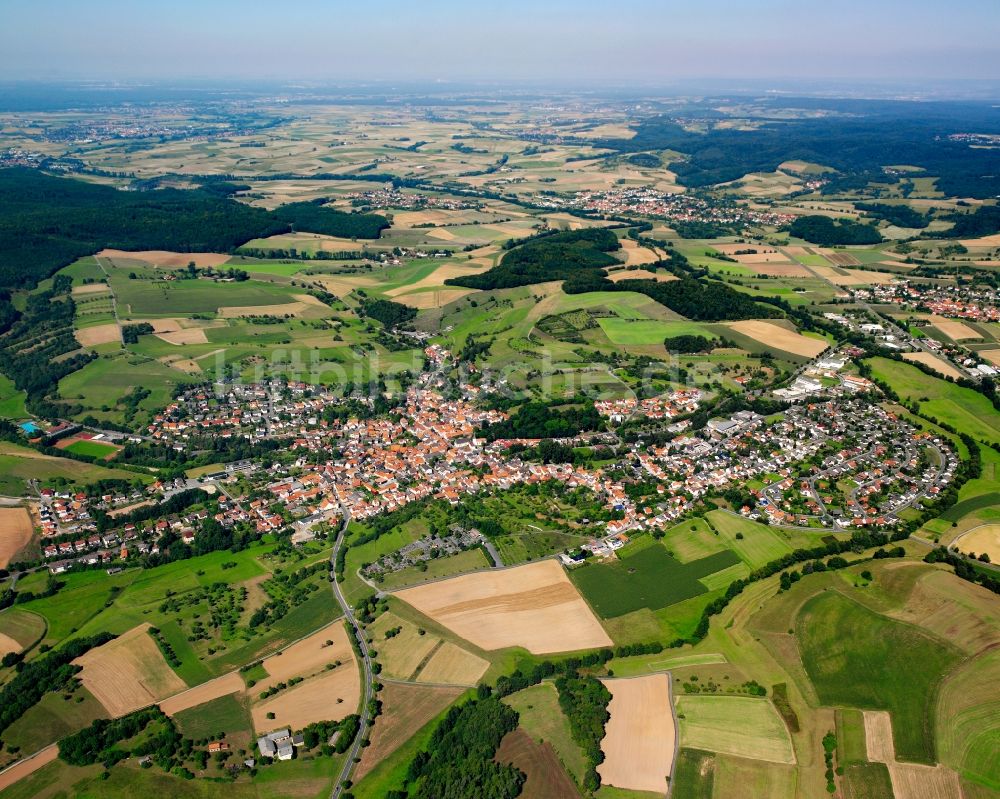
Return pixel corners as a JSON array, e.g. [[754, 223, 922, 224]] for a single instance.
[[2, 0, 998, 83]]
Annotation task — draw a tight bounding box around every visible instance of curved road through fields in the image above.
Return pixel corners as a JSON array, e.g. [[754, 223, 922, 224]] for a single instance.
[[329, 510, 374, 799]]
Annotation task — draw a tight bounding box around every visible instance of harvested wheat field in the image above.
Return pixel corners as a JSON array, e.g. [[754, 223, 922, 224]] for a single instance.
[[415, 641, 489, 686], [751, 262, 813, 277], [0, 508, 32, 568], [71, 283, 112, 296], [0, 633, 21, 659], [427, 227, 457, 241], [810, 264, 897, 286], [979, 349, 1000, 366], [155, 328, 209, 345], [864, 710, 896, 763], [0, 745, 58, 792], [889, 764, 962, 799], [960, 233, 1000, 247], [733, 251, 792, 264], [371, 614, 439, 680], [496, 728, 581, 799], [619, 239, 659, 266], [394, 560, 612, 654], [251, 665, 360, 732], [607, 268, 677, 283], [902, 352, 962, 380], [256, 622, 355, 692], [219, 294, 328, 318], [725, 320, 828, 358], [75, 322, 121, 347], [953, 524, 1000, 563], [354, 683, 463, 780], [392, 289, 475, 309], [597, 675, 675, 794], [930, 316, 982, 341], [160, 356, 203, 373], [98, 249, 231, 268], [159, 672, 245, 716], [75, 623, 187, 716]]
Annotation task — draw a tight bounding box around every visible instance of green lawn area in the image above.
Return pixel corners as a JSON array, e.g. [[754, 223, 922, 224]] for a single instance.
[[113, 276, 300, 316], [868, 357, 1000, 446], [1, 686, 108, 754], [669, 748, 716, 799], [570, 540, 739, 619], [63, 440, 119, 459], [0, 373, 27, 419], [705, 511, 794, 569], [174, 694, 251, 740], [597, 318, 711, 346], [662, 518, 729, 562], [797, 592, 962, 764]]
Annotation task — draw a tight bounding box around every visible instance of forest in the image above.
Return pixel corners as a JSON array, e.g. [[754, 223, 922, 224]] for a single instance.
[[446, 228, 620, 291], [789, 215, 883, 245], [594, 99, 1000, 198], [392, 696, 523, 799], [0, 168, 388, 292]]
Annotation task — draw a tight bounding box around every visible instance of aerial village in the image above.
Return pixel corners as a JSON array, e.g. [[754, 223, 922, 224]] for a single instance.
[[30, 342, 956, 579]]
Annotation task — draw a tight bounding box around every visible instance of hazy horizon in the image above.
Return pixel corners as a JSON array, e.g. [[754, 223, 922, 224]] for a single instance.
[[3, 0, 999, 87]]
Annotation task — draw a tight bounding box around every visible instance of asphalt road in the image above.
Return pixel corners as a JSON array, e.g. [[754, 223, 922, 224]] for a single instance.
[[329, 510, 374, 799]]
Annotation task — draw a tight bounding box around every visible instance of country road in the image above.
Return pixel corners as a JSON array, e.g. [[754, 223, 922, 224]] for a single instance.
[[329, 509, 373, 799]]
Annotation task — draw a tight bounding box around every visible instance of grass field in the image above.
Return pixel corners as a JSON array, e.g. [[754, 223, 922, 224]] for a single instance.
[[0, 441, 146, 497], [570, 541, 739, 618], [868, 357, 1000, 446], [704, 511, 795, 569], [597, 318, 711, 346], [674, 695, 795, 764], [669, 748, 715, 799], [379, 547, 491, 589], [842, 763, 895, 799], [797, 591, 962, 764], [935, 647, 1000, 791], [173, 694, 249, 742]]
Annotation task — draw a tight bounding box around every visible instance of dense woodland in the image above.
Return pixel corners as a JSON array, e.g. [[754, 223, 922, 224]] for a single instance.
[[0, 168, 387, 293], [388, 697, 523, 799], [789, 215, 883, 245], [273, 200, 389, 239], [595, 100, 1000, 198], [447, 228, 620, 290]]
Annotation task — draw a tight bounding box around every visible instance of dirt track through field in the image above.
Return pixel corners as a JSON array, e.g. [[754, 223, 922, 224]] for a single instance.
[[597, 674, 675, 794], [0, 745, 58, 792], [394, 560, 612, 654]]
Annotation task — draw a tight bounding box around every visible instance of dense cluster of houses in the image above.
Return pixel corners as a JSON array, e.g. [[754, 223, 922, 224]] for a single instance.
[[537, 187, 794, 229], [851, 281, 999, 323]]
